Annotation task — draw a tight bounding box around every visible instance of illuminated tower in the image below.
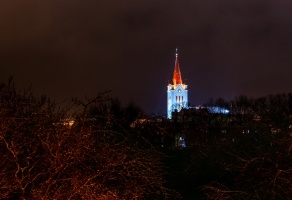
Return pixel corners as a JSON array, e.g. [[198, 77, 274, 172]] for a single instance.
[[167, 49, 188, 119]]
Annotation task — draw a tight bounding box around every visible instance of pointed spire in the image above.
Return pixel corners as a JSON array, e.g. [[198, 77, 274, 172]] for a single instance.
[[173, 48, 182, 86]]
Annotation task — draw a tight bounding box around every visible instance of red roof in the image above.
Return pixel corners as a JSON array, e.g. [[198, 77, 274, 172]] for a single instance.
[[172, 53, 182, 86]]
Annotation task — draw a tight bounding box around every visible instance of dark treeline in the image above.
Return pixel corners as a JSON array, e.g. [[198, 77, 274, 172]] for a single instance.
[[159, 94, 292, 199], [205, 94, 292, 128], [0, 78, 291, 199]]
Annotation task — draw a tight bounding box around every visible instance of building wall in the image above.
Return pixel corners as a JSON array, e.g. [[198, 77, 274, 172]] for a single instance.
[[167, 84, 188, 119]]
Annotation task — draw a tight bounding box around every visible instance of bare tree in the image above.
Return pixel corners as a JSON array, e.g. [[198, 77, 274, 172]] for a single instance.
[[0, 79, 179, 199], [199, 131, 292, 199]]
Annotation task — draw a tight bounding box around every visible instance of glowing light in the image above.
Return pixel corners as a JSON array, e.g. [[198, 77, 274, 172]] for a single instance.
[[167, 50, 188, 119], [63, 120, 74, 126]]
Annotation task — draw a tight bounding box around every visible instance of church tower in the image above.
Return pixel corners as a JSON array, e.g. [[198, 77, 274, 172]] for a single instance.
[[167, 49, 188, 119]]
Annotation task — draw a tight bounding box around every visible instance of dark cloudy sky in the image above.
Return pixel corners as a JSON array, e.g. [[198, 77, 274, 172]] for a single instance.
[[1, 0, 292, 115]]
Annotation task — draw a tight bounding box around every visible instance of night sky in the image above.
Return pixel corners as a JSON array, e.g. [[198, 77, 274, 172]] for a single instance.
[[1, 0, 292, 115]]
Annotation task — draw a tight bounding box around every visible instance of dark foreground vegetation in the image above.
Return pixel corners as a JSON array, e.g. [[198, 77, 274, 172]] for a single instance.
[[0, 78, 178, 199], [0, 78, 291, 199]]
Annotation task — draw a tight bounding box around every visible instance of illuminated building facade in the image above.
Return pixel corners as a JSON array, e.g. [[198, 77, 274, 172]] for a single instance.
[[167, 50, 188, 119]]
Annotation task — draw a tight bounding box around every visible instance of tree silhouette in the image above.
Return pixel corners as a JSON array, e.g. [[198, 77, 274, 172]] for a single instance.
[[0, 78, 179, 199]]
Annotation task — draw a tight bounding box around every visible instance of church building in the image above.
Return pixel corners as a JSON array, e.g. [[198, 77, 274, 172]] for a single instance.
[[167, 50, 188, 119]]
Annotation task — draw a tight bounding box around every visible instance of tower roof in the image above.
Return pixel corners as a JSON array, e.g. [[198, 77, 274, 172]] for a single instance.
[[172, 49, 183, 86]]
